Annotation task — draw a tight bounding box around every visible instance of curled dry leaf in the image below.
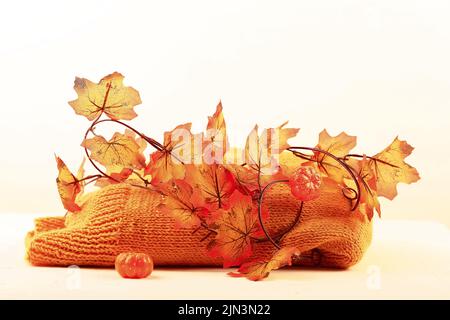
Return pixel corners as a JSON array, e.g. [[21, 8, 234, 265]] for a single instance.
[[55, 156, 85, 212], [229, 246, 300, 281], [68, 72, 142, 121], [203, 101, 228, 164]]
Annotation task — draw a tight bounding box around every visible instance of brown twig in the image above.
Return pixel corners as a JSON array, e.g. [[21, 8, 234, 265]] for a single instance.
[[257, 179, 289, 250]]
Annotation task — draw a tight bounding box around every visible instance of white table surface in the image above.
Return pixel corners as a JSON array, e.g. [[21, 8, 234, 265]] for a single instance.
[[0, 213, 449, 299]]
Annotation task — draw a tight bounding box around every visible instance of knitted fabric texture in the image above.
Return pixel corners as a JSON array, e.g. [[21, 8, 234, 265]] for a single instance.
[[26, 177, 372, 268]]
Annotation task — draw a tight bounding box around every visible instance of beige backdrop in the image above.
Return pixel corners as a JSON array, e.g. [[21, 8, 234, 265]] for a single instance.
[[0, 0, 449, 226]]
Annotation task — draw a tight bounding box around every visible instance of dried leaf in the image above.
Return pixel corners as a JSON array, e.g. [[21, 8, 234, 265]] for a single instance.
[[68, 72, 141, 121], [159, 179, 208, 228], [145, 123, 192, 184], [185, 164, 236, 211], [82, 132, 146, 170], [245, 123, 299, 171], [229, 247, 300, 281], [55, 156, 84, 212], [362, 137, 420, 200], [344, 162, 381, 221], [313, 129, 357, 182], [95, 167, 134, 188], [240, 123, 297, 191], [208, 191, 265, 267], [203, 101, 228, 164]]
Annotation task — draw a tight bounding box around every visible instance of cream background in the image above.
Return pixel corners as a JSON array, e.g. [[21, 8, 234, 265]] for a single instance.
[[0, 0, 449, 226]]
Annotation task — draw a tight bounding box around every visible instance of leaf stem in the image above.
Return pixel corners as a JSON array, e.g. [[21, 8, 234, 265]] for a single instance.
[[95, 119, 164, 151], [76, 174, 102, 183]]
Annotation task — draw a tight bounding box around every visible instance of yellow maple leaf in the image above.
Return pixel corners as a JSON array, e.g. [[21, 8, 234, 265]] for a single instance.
[[68, 72, 141, 121], [365, 137, 420, 200], [82, 132, 146, 170], [313, 129, 357, 182]]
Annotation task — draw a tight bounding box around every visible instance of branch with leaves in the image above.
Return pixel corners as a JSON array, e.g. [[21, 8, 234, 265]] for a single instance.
[[55, 72, 420, 281]]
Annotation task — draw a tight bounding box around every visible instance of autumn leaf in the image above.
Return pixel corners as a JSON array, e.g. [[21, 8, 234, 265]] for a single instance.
[[93, 128, 150, 186], [124, 128, 147, 155], [224, 125, 292, 195], [158, 179, 208, 228], [229, 247, 300, 281], [225, 162, 287, 197], [362, 137, 420, 200], [95, 167, 134, 188], [208, 191, 265, 267], [82, 131, 146, 170], [242, 123, 298, 189], [55, 156, 85, 212], [68, 72, 142, 121], [185, 164, 236, 211], [145, 123, 192, 184], [358, 179, 381, 221], [224, 164, 260, 195], [223, 148, 259, 195], [266, 122, 300, 154], [203, 101, 228, 164], [245, 123, 299, 169], [344, 158, 381, 221], [317, 129, 357, 157], [278, 150, 308, 177], [312, 129, 357, 182]]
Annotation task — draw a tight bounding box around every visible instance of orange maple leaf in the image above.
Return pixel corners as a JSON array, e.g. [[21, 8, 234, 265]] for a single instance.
[[208, 191, 265, 267], [55, 156, 85, 212], [68, 72, 141, 121], [229, 246, 300, 281], [158, 179, 208, 228], [361, 137, 420, 200], [203, 101, 229, 164], [145, 123, 192, 184], [185, 164, 236, 211]]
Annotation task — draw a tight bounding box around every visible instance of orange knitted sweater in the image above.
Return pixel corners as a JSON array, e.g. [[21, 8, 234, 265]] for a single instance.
[[26, 179, 372, 269]]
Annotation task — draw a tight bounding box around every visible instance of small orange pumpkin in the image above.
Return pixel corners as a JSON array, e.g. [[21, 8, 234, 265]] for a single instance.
[[115, 252, 154, 279]]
